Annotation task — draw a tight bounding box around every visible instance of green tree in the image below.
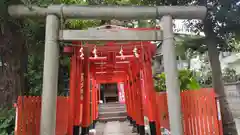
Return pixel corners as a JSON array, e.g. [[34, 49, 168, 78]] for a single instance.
[[0, 108, 15, 135], [155, 0, 240, 133], [184, 1, 240, 133], [175, 35, 201, 69], [222, 68, 240, 83]]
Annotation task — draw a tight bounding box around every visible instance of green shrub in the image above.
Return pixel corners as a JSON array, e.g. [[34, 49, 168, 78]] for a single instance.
[[154, 69, 201, 92], [0, 108, 15, 135]]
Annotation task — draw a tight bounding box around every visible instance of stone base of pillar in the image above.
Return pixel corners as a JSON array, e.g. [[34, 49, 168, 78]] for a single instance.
[[89, 120, 97, 129], [132, 126, 138, 133], [89, 123, 93, 130], [73, 125, 80, 135], [235, 118, 240, 135], [136, 124, 140, 133], [129, 116, 133, 126], [133, 120, 136, 127], [139, 125, 145, 135], [81, 126, 89, 135], [93, 120, 97, 129], [149, 121, 157, 135], [132, 121, 138, 133], [127, 116, 130, 121]]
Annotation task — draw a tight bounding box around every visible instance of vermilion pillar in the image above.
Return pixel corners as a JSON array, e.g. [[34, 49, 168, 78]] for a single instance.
[[128, 72, 136, 122], [96, 83, 99, 119], [68, 53, 77, 135], [68, 47, 83, 135], [91, 77, 97, 129], [131, 62, 145, 135], [136, 71, 145, 135], [123, 79, 130, 120], [89, 77, 93, 128], [93, 79, 98, 127], [92, 79, 95, 122], [126, 74, 134, 122], [128, 65, 140, 133], [81, 48, 91, 135], [74, 54, 82, 135], [144, 59, 158, 135]]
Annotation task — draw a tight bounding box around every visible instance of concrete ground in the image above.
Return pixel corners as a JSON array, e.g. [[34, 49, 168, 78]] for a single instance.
[[95, 121, 137, 135]]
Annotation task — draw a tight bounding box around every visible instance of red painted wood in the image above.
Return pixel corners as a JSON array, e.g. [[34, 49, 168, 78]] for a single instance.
[[74, 58, 82, 125], [68, 54, 77, 135], [154, 89, 223, 135], [82, 48, 91, 127], [15, 97, 68, 135]]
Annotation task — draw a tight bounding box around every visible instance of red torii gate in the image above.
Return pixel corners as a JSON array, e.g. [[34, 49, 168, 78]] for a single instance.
[[64, 27, 159, 135]]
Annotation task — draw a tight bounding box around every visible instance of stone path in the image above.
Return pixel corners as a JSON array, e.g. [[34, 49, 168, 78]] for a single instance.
[[95, 121, 137, 135]]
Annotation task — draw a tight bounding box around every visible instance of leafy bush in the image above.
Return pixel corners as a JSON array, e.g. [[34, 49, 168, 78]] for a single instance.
[[222, 68, 240, 83], [154, 69, 201, 92], [0, 108, 15, 135]]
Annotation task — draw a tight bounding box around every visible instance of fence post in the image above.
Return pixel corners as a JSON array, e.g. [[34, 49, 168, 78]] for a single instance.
[[215, 95, 224, 135], [14, 99, 20, 135]]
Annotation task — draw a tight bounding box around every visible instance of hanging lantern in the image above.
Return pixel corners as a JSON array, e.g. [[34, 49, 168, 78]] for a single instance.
[[119, 46, 125, 60], [92, 46, 98, 58], [133, 46, 139, 58], [79, 47, 84, 59]]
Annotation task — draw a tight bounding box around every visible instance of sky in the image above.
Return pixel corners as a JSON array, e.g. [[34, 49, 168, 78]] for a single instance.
[[173, 19, 205, 36]]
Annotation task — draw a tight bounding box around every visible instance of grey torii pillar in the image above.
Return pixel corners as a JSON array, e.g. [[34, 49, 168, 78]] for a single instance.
[[40, 14, 60, 135], [161, 15, 183, 135]]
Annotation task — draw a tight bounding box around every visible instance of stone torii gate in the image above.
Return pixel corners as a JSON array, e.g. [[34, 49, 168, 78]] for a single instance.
[[8, 5, 206, 135]]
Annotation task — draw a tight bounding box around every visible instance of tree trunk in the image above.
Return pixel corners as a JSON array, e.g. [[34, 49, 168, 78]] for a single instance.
[[187, 59, 191, 70], [0, 19, 26, 108], [207, 37, 237, 135]]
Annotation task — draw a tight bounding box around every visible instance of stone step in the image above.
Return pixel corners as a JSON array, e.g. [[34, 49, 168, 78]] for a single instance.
[[98, 116, 127, 122], [99, 105, 125, 109], [99, 108, 126, 113], [99, 111, 127, 118], [99, 103, 125, 108], [99, 103, 125, 107], [98, 102, 127, 122], [99, 106, 125, 109], [99, 102, 124, 104], [99, 105, 126, 110]]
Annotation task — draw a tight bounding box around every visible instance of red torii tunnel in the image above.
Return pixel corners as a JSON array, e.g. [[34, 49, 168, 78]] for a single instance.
[[64, 28, 159, 135], [13, 25, 224, 135]]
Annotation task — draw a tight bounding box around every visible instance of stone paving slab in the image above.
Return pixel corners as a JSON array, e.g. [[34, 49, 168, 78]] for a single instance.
[[95, 121, 137, 135]]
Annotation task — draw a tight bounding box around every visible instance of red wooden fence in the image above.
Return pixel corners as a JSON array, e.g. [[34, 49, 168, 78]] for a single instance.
[[14, 96, 68, 135], [14, 88, 223, 135], [155, 88, 223, 135]]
